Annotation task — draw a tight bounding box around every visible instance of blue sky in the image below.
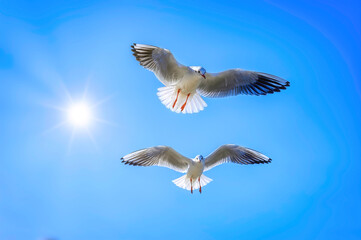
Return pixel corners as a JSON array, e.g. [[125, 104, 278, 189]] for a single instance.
[[1, 0, 361, 239]]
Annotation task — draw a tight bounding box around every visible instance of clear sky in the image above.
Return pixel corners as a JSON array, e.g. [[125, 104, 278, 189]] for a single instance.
[[1, 0, 361, 239]]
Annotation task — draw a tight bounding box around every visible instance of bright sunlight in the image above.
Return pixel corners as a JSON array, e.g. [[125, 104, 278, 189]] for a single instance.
[[67, 102, 92, 127]]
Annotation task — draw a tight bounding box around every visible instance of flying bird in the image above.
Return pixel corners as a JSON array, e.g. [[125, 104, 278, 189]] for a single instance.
[[131, 43, 290, 114], [121, 144, 271, 193]]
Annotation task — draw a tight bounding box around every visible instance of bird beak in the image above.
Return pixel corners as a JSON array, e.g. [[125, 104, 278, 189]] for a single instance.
[[201, 74, 206, 79]]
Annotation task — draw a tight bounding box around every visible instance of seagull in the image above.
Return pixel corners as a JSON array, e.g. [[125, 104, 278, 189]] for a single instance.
[[131, 43, 290, 114], [121, 144, 271, 193]]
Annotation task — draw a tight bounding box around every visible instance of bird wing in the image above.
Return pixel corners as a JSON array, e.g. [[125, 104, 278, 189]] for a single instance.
[[131, 43, 188, 86], [197, 69, 289, 97], [204, 144, 271, 171], [121, 146, 192, 173]]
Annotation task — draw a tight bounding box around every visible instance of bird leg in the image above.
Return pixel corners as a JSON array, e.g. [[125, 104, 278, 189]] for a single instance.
[[190, 178, 193, 194], [180, 93, 190, 112], [198, 177, 202, 194], [172, 89, 181, 109]]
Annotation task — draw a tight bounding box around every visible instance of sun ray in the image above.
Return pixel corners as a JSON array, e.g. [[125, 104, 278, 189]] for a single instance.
[[85, 128, 99, 152], [59, 79, 74, 104], [67, 128, 76, 155], [93, 117, 118, 127], [42, 121, 68, 135], [91, 94, 114, 109], [82, 80, 90, 101]]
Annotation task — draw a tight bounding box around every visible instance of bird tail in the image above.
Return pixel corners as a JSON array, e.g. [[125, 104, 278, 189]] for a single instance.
[[157, 86, 207, 114], [172, 174, 213, 191]]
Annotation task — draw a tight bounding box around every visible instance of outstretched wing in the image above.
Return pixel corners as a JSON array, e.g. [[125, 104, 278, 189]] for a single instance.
[[121, 146, 192, 173], [131, 43, 187, 86], [197, 69, 289, 98], [204, 144, 271, 171]]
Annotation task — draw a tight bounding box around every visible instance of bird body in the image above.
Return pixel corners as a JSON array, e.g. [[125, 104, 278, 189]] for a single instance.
[[172, 67, 202, 92], [174, 156, 209, 193], [131, 43, 290, 114], [156, 66, 206, 113], [121, 145, 271, 193], [186, 156, 204, 179]]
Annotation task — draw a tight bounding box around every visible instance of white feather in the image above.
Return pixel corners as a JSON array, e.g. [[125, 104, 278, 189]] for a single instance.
[[172, 174, 213, 190], [157, 86, 207, 114]]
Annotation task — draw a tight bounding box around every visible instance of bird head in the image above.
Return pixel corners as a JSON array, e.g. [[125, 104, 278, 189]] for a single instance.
[[190, 66, 206, 79], [195, 155, 204, 162]]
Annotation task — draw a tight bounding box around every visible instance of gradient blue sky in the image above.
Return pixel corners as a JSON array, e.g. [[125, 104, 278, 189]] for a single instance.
[[1, 0, 361, 239]]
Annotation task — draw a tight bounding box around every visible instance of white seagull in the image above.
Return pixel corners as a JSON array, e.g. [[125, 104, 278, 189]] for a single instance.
[[121, 144, 271, 193], [131, 43, 290, 114]]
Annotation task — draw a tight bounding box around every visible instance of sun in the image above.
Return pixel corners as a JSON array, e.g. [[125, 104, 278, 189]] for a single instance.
[[67, 102, 92, 127], [43, 81, 114, 153]]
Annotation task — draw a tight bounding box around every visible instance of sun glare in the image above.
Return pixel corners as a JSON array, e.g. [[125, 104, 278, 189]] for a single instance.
[[44, 83, 114, 153], [67, 102, 92, 127]]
